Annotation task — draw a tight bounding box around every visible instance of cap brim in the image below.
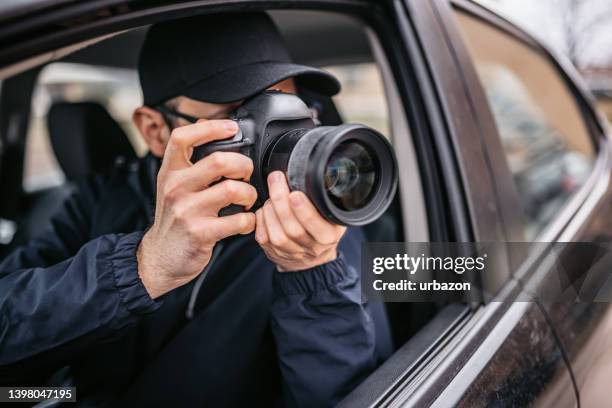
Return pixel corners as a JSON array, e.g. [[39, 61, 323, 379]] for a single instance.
[[180, 61, 341, 104]]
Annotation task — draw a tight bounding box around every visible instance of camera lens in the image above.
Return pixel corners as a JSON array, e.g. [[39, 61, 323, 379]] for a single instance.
[[324, 142, 377, 211], [192, 93, 397, 224], [265, 124, 398, 226]]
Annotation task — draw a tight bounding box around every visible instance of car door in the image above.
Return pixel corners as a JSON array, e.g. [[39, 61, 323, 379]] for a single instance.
[[443, 1, 612, 406], [340, 0, 578, 406]]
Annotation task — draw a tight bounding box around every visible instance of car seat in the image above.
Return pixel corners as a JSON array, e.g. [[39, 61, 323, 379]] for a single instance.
[[48, 102, 136, 181], [15, 102, 136, 244]]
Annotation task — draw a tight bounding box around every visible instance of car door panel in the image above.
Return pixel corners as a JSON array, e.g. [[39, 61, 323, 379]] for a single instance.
[[520, 158, 612, 400], [432, 300, 576, 408], [349, 281, 576, 406], [337, 0, 577, 405]]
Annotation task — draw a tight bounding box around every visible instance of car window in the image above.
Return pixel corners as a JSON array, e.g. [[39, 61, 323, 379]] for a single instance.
[[455, 11, 596, 240], [324, 63, 389, 137], [23, 62, 144, 192]]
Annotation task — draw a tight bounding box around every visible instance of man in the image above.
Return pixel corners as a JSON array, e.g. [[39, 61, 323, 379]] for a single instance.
[[0, 12, 391, 407]]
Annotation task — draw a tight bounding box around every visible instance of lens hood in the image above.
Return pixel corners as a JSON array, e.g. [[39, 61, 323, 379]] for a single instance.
[[285, 124, 398, 226]]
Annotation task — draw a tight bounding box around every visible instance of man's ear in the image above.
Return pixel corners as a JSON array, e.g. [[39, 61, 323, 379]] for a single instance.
[[132, 106, 170, 158]]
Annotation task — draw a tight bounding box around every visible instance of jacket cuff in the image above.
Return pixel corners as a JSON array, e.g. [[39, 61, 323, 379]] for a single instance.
[[273, 252, 357, 296], [108, 231, 161, 314]]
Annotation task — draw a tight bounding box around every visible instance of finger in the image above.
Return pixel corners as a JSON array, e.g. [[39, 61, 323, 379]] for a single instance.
[[267, 171, 315, 247], [193, 179, 258, 214], [205, 212, 256, 241], [263, 200, 303, 252], [162, 120, 238, 171], [289, 191, 344, 245], [178, 152, 254, 192], [254, 208, 268, 245]]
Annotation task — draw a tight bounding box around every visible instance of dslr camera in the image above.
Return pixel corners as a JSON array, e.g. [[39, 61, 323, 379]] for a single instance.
[[192, 91, 398, 226]]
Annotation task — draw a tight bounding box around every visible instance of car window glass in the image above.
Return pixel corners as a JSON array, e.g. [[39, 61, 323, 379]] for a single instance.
[[324, 63, 389, 137], [23, 62, 144, 192], [455, 11, 596, 240]]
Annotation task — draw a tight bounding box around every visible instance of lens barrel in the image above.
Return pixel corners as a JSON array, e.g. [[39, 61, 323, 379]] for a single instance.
[[265, 124, 398, 226]]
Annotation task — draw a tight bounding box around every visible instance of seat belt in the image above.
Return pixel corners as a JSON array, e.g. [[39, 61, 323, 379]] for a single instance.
[[186, 241, 225, 319]]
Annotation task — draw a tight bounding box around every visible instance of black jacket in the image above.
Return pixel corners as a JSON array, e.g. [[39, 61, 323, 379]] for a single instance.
[[0, 155, 392, 407]]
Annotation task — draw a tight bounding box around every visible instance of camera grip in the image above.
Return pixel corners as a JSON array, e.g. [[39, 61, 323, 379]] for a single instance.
[[219, 204, 246, 217]]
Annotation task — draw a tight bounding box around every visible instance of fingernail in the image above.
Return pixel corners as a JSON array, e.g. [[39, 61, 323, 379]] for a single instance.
[[269, 172, 281, 184], [225, 121, 238, 132], [290, 193, 303, 207]]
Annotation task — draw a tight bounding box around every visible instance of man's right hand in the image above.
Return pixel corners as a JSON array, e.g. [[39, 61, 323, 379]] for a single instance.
[[137, 120, 257, 299]]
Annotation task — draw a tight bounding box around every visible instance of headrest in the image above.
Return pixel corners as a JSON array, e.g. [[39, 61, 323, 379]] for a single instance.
[[47, 102, 137, 181]]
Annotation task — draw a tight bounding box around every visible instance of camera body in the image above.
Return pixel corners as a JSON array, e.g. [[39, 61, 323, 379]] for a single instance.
[[192, 91, 314, 210], [192, 91, 398, 226]]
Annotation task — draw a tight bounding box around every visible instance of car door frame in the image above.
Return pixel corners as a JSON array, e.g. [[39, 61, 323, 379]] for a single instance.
[[393, 0, 515, 299], [342, 0, 578, 406]]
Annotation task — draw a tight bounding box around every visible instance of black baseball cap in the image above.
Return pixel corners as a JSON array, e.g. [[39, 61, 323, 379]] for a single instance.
[[138, 12, 341, 106]]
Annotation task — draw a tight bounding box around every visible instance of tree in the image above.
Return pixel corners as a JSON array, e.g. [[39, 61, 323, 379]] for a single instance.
[[560, 0, 612, 68], [487, 0, 612, 69]]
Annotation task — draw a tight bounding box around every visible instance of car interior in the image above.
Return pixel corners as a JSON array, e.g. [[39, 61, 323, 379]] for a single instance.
[[0, 7, 452, 393]]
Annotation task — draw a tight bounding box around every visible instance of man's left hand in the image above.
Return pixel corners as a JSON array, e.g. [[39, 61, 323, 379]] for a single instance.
[[255, 171, 346, 271]]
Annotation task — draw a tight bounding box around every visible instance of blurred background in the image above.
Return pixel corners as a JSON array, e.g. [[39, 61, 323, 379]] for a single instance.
[[480, 0, 612, 123]]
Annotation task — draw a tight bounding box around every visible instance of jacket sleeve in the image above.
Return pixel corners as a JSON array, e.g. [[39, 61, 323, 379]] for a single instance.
[[0, 182, 160, 383], [270, 244, 377, 407]]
